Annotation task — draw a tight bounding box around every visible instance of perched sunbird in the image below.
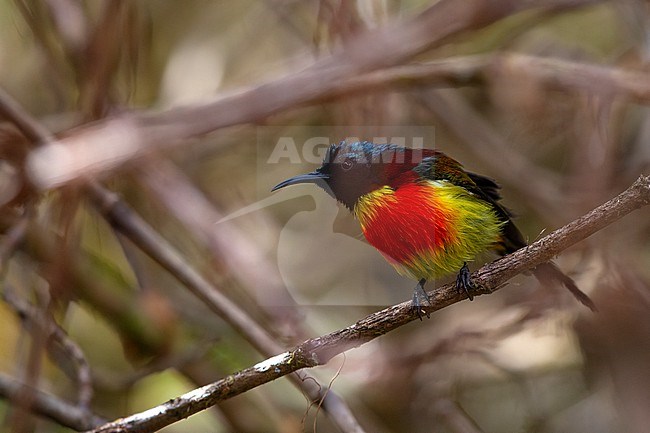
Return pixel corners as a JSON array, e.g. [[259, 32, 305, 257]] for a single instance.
[[272, 141, 595, 318]]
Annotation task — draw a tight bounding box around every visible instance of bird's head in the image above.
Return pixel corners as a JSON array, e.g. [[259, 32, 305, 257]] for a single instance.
[[272, 141, 414, 210]]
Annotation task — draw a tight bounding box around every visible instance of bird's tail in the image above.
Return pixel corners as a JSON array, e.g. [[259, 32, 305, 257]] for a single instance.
[[532, 262, 597, 311], [469, 172, 596, 311]]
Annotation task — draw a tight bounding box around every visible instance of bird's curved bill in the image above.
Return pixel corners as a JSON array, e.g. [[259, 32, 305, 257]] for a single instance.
[[271, 171, 328, 191]]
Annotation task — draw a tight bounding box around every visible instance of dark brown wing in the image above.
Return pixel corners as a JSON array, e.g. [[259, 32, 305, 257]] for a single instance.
[[412, 151, 524, 253], [413, 150, 595, 310], [466, 172, 526, 254]]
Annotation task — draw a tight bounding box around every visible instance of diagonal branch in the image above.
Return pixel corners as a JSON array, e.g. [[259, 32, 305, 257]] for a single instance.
[[0, 83, 366, 433], [24, 0, 603, 190], [86, 182, 366, 433], [86, 175, 650, 433], [0, 81, 366, 433]]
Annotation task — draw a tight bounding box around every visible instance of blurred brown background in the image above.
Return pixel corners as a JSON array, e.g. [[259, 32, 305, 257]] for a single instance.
[[1, 1, 650, 432]]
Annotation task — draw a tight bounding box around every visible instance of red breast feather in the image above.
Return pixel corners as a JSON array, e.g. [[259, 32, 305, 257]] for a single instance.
[[354, 178, 503, 280]]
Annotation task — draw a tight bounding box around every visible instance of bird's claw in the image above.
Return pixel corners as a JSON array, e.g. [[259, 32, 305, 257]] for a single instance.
[[412, 279, 431, 320], [456, 262, 475, 301]]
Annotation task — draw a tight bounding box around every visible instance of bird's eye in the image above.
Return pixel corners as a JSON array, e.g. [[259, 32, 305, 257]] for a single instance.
[[341, 158, 353, 171]]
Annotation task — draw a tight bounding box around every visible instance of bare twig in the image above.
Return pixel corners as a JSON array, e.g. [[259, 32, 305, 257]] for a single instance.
[[318, 53, 650, 103], [416, 88, 564, 218], [138, 160, 299, 318], [78, 0, 131, 117], [0, 87, 55, 143], [51, 326, 93, 409], [9, 284, 49, 433], [92, 339, 216, 392], [87, 182, 288, 360], [3, 289, 93, 408], [85, 175, 650, 433], [24, 0, 603, 189], [0, 78, 365, 433], [0, 373, 105, 431], [23, 48, 650, 189], [86, 182, 366, 433], [0, 212, 30, 271]]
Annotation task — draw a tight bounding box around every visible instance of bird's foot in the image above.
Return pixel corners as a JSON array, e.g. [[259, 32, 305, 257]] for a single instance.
[[456, 262, 475, 301], [412, 278, 431, 320]]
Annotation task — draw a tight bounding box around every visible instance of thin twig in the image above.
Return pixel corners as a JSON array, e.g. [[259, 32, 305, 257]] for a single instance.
[[0, 212, 30, 271], [138, 160, 300, 319], [85, 175, 650, 433], [2, 288, 94, 408], [416, 88, 564, 218], [0, 78, 366, 433], [0, 373, 105, 431], [0, 87, 55, 143], [86, 181, 366, 433], [24, 0, 603, 189], [92, 339, 216, 392]]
